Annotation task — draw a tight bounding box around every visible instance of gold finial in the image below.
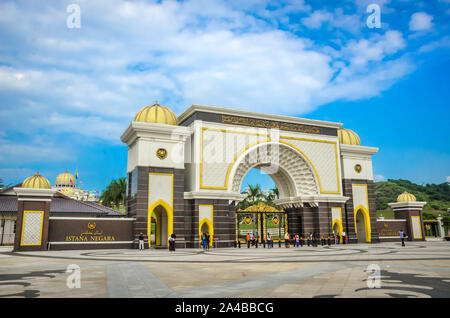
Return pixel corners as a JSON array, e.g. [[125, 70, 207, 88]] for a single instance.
[[155, 98, 158, 105]]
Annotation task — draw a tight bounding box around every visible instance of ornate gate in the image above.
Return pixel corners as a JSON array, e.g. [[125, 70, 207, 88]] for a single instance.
[[236, 202, 287, 243]]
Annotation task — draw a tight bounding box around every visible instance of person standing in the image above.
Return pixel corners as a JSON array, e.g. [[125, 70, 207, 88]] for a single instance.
[[399, 229, 406, 247], [138, 232, 145, 251], [267, 233, 271, 248], [295, 234, 300, 247], [206, 232, 210, 250], [342, 231, 346, 245], [284, 232, 290, 248], [168, 234, 174, 251], [202, 233, 207, 250], [172, 233, 176, 251], [300, 236, 304, 247]]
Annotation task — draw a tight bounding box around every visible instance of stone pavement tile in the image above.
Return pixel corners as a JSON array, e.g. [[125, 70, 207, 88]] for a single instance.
[[0, 265, 107, 298], [141, 262, 319, 291]]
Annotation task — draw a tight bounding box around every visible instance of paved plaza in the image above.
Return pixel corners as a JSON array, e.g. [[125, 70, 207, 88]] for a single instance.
[[0, 241, 449, 298]]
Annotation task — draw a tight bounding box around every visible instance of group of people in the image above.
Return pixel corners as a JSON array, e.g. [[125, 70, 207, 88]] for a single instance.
[[200, 232, 211, 250], [245, 232, 260, 248], [240, 231, 350, 248], [137, 232, 177, 251]]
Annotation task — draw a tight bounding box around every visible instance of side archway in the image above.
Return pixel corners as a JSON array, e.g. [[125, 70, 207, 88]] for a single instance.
[[355, 206, 371, 243], [199, 218, 214, 247], [148, 200, 173, 247], [332, 219, 343, 243]]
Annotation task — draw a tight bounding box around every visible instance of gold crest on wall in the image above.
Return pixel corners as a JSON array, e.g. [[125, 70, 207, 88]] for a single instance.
[[156, 148, 168, 160]]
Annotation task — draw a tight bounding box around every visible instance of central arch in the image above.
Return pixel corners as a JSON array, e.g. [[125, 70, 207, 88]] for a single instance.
[[229, 142, 319, 198]]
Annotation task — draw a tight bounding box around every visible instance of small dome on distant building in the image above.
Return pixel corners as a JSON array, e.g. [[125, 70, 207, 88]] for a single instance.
[[397, 191, 416, 202], [22, 172, 51, 189], [56, 171, 76, 186], [338, 128, 361, 145], [134, 101, 178, 125]]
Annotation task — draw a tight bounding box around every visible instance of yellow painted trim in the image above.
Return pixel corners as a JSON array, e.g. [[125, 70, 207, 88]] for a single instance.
[[411, 216, 423, 239], [20, 210, 44, 246], [199, 204, 214, 246], [353, 183, 371, 242], [284, 212, 288, 235], [200, 126, 270, 190], [151, 210, 160, 246], [352, 183, 370, 210], [354, 205, 371, 243], [332, 220, 344, 242], [198, 127, 341, 194], [148, 173, 173, 247]]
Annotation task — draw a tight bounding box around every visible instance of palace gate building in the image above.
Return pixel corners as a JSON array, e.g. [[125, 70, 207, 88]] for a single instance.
[[121, 102, 380, 248]]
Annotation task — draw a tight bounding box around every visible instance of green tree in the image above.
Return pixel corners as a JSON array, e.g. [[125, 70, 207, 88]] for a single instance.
[[100, 177, 127, 212], [237, 184, 280, 210]]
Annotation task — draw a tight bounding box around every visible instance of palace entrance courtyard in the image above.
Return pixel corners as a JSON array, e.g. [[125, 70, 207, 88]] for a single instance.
[[1, 241, 449, 298]]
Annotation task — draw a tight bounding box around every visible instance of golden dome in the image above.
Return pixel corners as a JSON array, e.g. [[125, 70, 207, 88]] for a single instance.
[[134, 101, 178, 125], [22, 172, 51, 189], [397, 191, 416, 202], [56, 171, 76, 186], [338, 128, 361, 145], [58, 187, 75, 195]]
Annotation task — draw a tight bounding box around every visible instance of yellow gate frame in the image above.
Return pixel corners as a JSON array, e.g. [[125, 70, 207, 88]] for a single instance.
[[198, 204, 214, 246], [354, 205, 371, 243], [148, 199, 173, 247]]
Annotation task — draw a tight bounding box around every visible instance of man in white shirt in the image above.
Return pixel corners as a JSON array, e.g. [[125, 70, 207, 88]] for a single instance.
[[399, 229, 406, 247]]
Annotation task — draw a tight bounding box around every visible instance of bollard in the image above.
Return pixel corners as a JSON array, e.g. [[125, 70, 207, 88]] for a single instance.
[[256, 241, 258, 248], [279, 240, 281, 248], [234, 240, 237, 248], [263, 240, 266, 248], [238, 240, 241, 248]]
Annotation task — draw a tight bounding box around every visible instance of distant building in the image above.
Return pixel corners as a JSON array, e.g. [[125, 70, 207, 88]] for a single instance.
[[53, 171, 99, 202], [0, 173, 120, 246]]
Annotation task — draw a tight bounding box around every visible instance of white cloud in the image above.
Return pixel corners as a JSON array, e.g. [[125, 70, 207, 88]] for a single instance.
[[409, 12, 434, 31], [446, 176, 450, 183], [419, 36, 450, 53], [301, 10, 333, 29], [0, 138, 75, 164], [374, 174, 386, 181], [0, 0, 413, 152]]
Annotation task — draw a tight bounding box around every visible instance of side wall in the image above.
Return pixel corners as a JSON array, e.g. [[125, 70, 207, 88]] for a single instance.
[[48, 218, 134, 250], [342, 179, 379, 243]]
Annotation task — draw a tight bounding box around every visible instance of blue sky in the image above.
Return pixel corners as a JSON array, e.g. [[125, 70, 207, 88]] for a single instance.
[[0, 0, 449, 192]]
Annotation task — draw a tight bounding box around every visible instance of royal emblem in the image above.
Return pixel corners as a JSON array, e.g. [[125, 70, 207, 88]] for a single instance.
[[272, 216, 279, 225], [87, 222, 96, 230], [156, 148, 168, 160]]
